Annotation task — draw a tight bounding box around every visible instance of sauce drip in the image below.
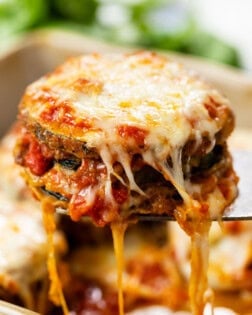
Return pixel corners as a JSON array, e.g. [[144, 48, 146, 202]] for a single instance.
[[42, 198, 69, 315], [111, 221, 128, 315]]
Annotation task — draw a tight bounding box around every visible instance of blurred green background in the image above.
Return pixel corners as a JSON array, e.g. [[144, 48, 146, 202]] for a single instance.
[[0, 0, 241, 67]]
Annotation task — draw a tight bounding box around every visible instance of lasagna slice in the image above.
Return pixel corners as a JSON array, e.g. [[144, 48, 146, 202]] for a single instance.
[[0, 125, 67, 313], [14, 51, 237, 226], [14, 51, 238, 315]]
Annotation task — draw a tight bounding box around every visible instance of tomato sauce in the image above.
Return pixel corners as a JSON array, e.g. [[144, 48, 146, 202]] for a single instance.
[[40, 103, 91, 130], [117, 125, 147, 148], [21, 134, 53, 176]]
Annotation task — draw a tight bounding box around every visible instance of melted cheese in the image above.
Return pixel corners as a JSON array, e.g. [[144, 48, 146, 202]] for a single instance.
[[111, 222, 128, 315], [41, 198, 69, 315], [189, 229, 212, 315]]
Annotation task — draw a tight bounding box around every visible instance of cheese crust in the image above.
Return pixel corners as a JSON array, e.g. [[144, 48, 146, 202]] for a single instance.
[[20, 51, 231, 148]]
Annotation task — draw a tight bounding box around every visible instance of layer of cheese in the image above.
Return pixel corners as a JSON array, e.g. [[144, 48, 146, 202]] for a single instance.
[[22, 52, 229, 145]]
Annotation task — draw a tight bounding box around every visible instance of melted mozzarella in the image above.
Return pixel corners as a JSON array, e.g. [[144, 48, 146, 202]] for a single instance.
[[111, 222, 128, 315]]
